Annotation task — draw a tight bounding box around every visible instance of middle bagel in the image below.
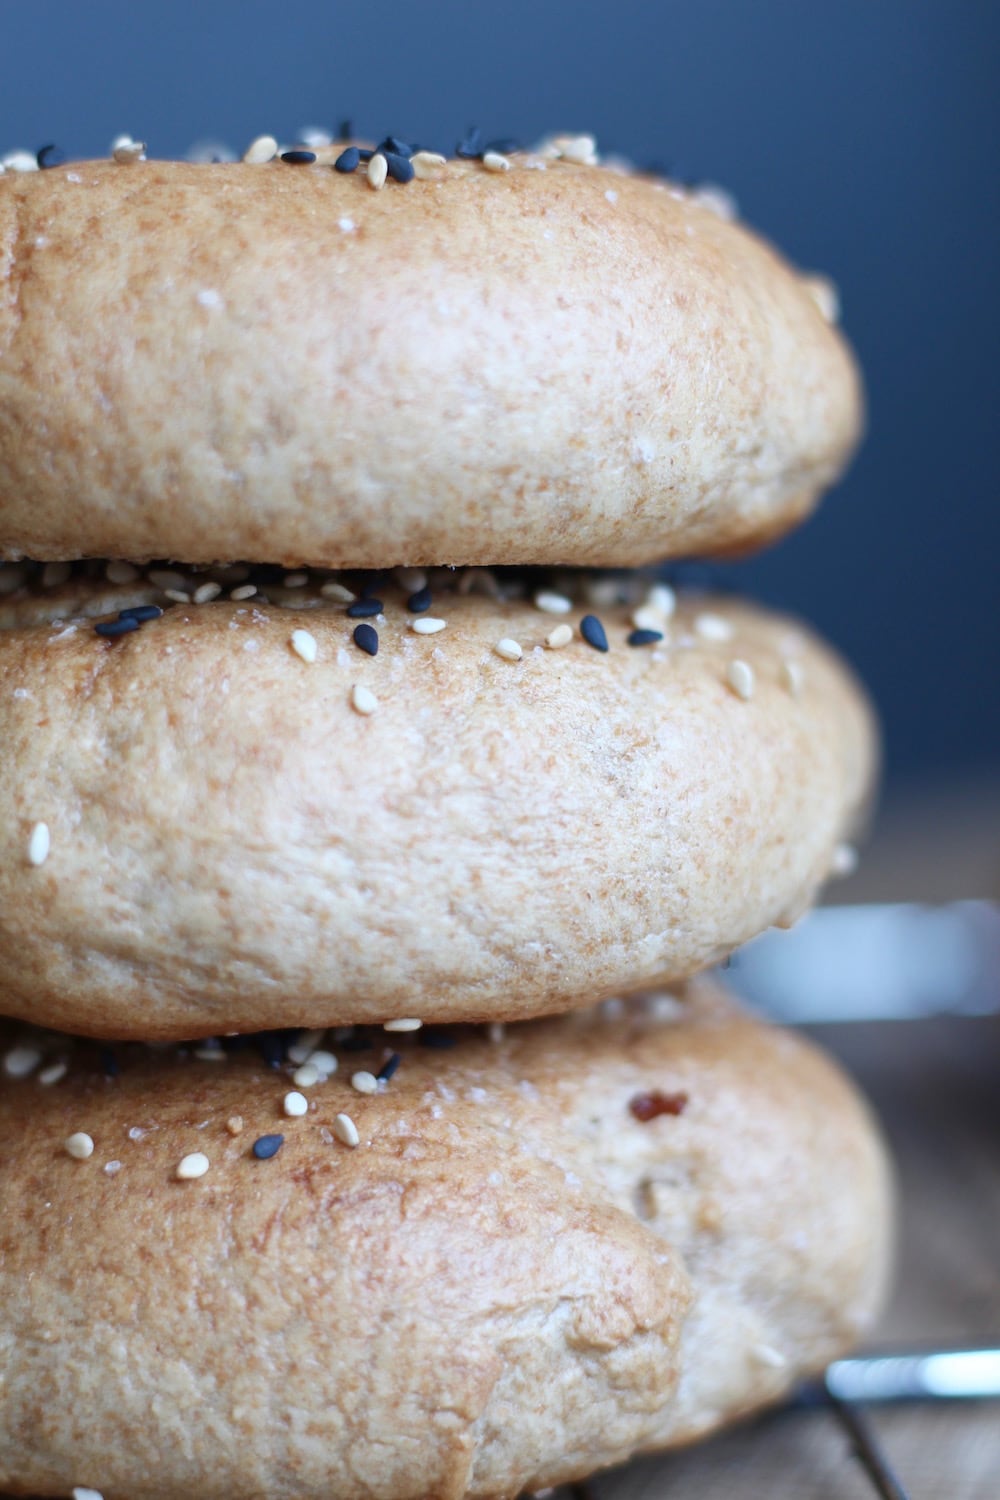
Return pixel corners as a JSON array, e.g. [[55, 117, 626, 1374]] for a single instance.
[[0, 574, 876, 1038]]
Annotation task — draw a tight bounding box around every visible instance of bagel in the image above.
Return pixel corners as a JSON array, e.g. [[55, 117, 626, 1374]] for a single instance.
[[0, 147, 860, 569], [0, 572, 876, 1037], [0, 978, 893, 1499]]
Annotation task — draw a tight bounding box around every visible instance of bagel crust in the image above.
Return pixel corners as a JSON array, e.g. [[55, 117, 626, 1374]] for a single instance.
[[0, 154, 860, 568], [0, 980, 893, 1498], [0, 579, 876, 1037]]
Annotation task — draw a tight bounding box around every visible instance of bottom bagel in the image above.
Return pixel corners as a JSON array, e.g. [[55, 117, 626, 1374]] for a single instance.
[[0, 979, 893, 1500]]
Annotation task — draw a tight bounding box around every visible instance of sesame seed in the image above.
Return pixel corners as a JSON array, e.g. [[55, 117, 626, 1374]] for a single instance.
[[384, 1017, 422, 1033], [194, 1041, 227, 1061], [65, 1132, 94, 1161], [410, 616, 446, 635], [494, 637, 523, 661], [351, 1069, 378, 1095], [299, 126, 333, 148], [3, 1043, 42, 1078], [384, 151, 415, 184], [353, 622, 379, 656], [230, 584, 257, 601], [291, 629, 318, 664], [176, 1152, 210, 1180], [752, 1344, 789, 1369], [628, 628, 664, 647], [455, 127, 484, 159], [112, 140, 146, 163], [483, 151, 511, 172], [287, 1028, 326, 1065], [781, 658, 805, 697], [334, 146, 361, 173], [803, 274, 840, 325], [2, 149, 39, 173], [831, 842, 859, 878], [320, 581, 356, 602], [394, 567, 427, 592], [293, 1062, 319, 1088], [351, 683, 379, 716], [38, 1060, 68, 1086], [41, 560, 72, 588], [283, 1090, 309, 1117], [333, 1113, 360, 1147], [545, 623, 573, 649], [632, 605, 668, 633], [283, 572, 309, 588], [72, 1488, 105, 1500], [726, 659, 755, 700], [412, 151, 446, 179], [534, 589, 572, 615], [346, 598, 382, 618], [555, 133, 598, 163], [243, 134, 278, 164], [193, 581, 222, 604], [488, 1022, 506, 1044], [118, 605, 163, 623], [101, 559, 138, 584], [695, 612, 734, 642], [280, 149, 317, 165], [27, 822, 50, 867], [580, 615, 609, 652], [95, 616, 141, 638], [646, 584, 676, 619], [406, 585, 433, 613], [252, 1133, 284, 1160], [310, 1049, 338, 1078], [163, 589, 190, 605], [367, 153, 388, 190], [226, 1115, 244, 1136], [376, 1052, 401, 1082], [148, 569, 187, 590]]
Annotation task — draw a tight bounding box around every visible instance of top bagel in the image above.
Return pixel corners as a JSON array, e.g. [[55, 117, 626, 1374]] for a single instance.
[[0, 143, 861, 568]]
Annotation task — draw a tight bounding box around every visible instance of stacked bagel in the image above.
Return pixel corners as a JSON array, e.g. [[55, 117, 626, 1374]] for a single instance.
[[0, 133, 891, 1499]]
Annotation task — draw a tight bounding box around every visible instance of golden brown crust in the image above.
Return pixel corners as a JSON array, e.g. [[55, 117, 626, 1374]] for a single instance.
[[0, 156, 861, 568], [0, 979, 893, 1499], [0, 583, 877, 1037]]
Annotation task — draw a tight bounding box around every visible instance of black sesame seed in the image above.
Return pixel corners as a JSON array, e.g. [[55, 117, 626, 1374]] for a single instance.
[[455, 127, 484, 160], [407, 586, 432, 614], [37, 144, 66, 169], [94, 616, 141, 639], [334, 146, 361, 173], [627, 628, 664, 647], [357, 148, 375, 162], [485, 137, 521, 155], [347, 598, 382, 618], [118, 605, 164, 623], [384, 151, 415, 184], [378, 136, 414, 159], [256, 1031, 288, 1069], [252, 1133, 284, 1160], [376, 1052, 402, 1082], [360, 573, 388, 598], [280, 149, 317, 165], [100, 1047, 119, 1079], [353, 622, 379, 657], [580, 614, 609, 652]]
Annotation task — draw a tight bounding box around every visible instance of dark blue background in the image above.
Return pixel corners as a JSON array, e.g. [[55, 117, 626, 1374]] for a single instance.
[[2, 0, 996, 781]]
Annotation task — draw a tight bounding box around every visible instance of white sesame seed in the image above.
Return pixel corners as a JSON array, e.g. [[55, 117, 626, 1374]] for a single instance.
[[283, 1090, 308, 1117], [104, 559, 139, 584], [283, 572, 309, 588], [290, 629, 318, 664], [163, 589, 190, 604], [781, 658, 805, 697], [28, 822, 50, 867], [645, 583, 676, 619], [65, 1132, 94, 1161], [488, 1022, 506, 1045], [692, 183, 739, 221], [320, 581, 356, 602], [194, 1044, 227, 1062], [410, 616, 446, 635], [287, 1028, 326, 1065], [230, 584, 257, 601], [367, 153, 388, 190], [494, 637, 523, 661], [384, 1018, 422, 1033], [338, 216, 355, 233], [632, 605, 668, 633], [483, 151, 511, 172], [696, 612, 734, 642], [3, 150, 39, 173], [831, 842, 859, 878], [193, 581, 222, 604], [104, 1160, 122, 1176], [554, 133, 598, 163], [534, 589, 573, 615], [351, 1070, 378, 1095], [242, 134, 278, 164], [176, 1151, 210, 1180], [351, 682, 379, 716], [293, 1062, 320, 1088], [333, 1113, 360, 1147], [545, 623, 574, 649], [310, 1049, 338, 1079], [73, 1488, 105, 1500], [298, 126, 333, 148], [393, 567, 427, 592], [411, 151, 447, 179], [113, 141, 146, 164], [726, 659, 755, 701], [41, 560, 73, 587], [38, 1060, 68, 1086], [148, 569, 188, 590], [3, 1044, 42, 1078], [803, 274, 840, 325]]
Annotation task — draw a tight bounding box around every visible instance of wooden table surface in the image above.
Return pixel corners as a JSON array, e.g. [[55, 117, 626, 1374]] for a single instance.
[[581, 1013, 1000, 1500]]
